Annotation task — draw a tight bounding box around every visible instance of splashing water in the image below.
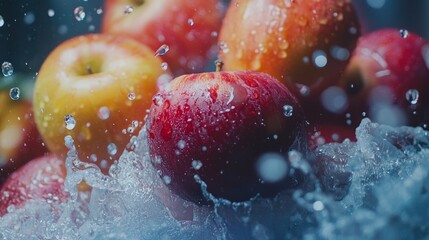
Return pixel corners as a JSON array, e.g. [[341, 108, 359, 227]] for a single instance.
[[2, 119, 429, 239]]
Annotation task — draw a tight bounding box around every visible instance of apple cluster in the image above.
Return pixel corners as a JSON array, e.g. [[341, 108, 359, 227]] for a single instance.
[[1, 0, 429, 217]]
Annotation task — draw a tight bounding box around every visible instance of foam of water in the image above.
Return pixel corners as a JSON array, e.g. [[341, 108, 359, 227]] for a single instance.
[[1, 119, 429, 239]]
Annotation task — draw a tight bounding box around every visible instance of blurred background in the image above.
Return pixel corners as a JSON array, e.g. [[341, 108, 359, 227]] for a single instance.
[[0, 0, 428, 75]]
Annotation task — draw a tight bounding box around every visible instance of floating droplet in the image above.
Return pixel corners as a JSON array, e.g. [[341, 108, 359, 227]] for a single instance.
[[219, 41, 230, 54], [0, 15, 4, 27], [313, 201, 324, 211], [64, 114, 76, 130], [399, 29, 409, 38], [154, 44, 169, 56], [98, 106, 110, 120], [47, 9, 55, 17], [23, 12, 35, 25], [74, 6, 86, 21], [128, 92, 136, 101], [96, 8, 103, 15], [2, 62, 14, 76], [256, 153, 288, 183], [405, 89, 419, 105], [161, 62, 168, 71], [9, 87, 20, 100], [124, 5, 133, 14], [312, 50, 328, 68], [187, 18, 194, 26], [283, 105, 293, 117], [192, 160, 203, 170], [162, 175, 171, 184], [107, 143, 118, 156]]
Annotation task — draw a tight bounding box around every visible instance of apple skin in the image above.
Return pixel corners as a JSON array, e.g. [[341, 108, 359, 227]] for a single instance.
[[147, 71, 308, 205], [338, 28, 429, 127], [0, 155, 68, 216], [102, 0, 224, 76], [218, 0, 360, 96], [33, 34, 169, 173], [0, 92, 48, 184]]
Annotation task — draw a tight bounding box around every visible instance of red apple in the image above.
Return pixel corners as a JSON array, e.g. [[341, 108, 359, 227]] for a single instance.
[[102, 0, 224, 76], [218, 0, 360, 96], [338, 28, 429, 127], [33, 34, 169, 173], [0, 91, 47, 184], [308, 124, 356, 151], [0, 155, 68, 216], [147, 70, 308, 205]]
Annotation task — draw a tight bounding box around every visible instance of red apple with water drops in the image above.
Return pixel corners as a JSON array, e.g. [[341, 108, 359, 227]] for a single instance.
[[219, 0, 360, 96], [338, 28, 429, 127], [102, 0, 224, 76], [147, 70, 308, 205], [0, 155, 68, 216]]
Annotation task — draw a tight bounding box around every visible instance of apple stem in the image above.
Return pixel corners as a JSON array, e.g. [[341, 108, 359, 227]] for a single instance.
[[215, 59, 223, 72]]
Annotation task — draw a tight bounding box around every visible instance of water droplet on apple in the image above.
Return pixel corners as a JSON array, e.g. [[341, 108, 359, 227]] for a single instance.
[[128, 92, 136, 101], [124, 5, 134, 15], [187, 18, 194, 26], [162, 175, 171, 184], [64, 114, 76, 130], [74, 6, 86, 21], [177, 140, 186, 149], [98, 106, 110, 120], [283, 105, 294, 117], [154, 44, 169, 56], [161, 62, 168, 71], [192, 160, 203, 170], [107, 143, 118, 156], [0, 15, 4, 27], [9, 87, 20, 100], [152, 94, 163, 106], [405, 89, 419, 105], [47, 9, 55, 17], [399, 29, 409, 38], [2, 62, 14, 76]]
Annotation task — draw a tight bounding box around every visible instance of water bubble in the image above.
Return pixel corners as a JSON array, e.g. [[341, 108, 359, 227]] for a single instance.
[[124, 5, 133, 14], [187, 18, 194, 26], [23, 12, 35, 25], [98, 106, 110, 120], [2, 62, 14, 76], [9, 87, 20, 100], [256, 153, 288, 183], [312, 50, 328, 68], [47, 9, 55, 17], [152, 94, 163, 106], [283, 105, 293, 117], [192, 160, 203, 170], [321, 86, 348, 113], [296, 84, 310, 97], [64, 114, 76, 130], [330, 46, 350, 61], [161, 62, 168, 71], [96, 8, 103, 15], [107, 143, 118, 156], [128, 92, 136, 101], [0, 15, 4, 27], [405, 89, 419, 105], [399, 29, 409, 38], [313, 201, 324, 211], [154, 44, 169, 56], [74, 6, 86, 21]]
